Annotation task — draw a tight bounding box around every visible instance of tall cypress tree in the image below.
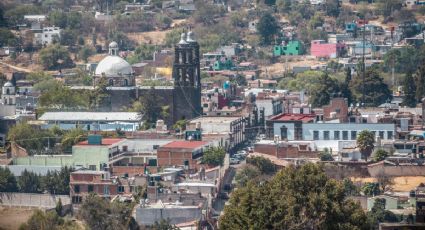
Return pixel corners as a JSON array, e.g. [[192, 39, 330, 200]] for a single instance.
[[340, 67, 353, 106], [415, 64, 425, 102], [403, 73, 417, 107]]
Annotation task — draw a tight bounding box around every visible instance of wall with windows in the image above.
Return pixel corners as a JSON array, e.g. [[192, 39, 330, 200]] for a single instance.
[[273, 123, 295, 140], [302, 123, 395, 141]]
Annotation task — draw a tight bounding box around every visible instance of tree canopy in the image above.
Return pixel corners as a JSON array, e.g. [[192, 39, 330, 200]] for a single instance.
[[257, 12, 279, 45], [350, 68, 392, 106], [220, 163, 369, 229], [202, 147, 226, 166], [39, 44, 74, 70], [357, 130, 375, 161], [0, 167, 18, 192]]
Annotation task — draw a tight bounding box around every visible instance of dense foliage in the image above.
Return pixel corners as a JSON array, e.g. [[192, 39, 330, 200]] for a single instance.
[[202, 147, 226, 166], [356, 130, 375, 161], [220, 163, 369, 229]]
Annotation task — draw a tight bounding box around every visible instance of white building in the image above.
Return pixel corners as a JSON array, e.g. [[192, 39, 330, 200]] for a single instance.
[[34, 26, 61, 46]]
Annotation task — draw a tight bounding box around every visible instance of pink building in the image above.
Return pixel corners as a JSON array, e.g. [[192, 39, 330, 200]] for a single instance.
[[310, 40, 345, 58]]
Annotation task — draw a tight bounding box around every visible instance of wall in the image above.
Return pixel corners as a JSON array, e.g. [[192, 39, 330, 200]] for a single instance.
[[0, 192, 70, 209], [72, 146, 109, 170], [254, 143, 318, 158], [157, 149, 199, 170], [134, 205, 202, 225], [13, 155, 74, 167], [272, 123, 295, 140], [368, 163, 425, 177]]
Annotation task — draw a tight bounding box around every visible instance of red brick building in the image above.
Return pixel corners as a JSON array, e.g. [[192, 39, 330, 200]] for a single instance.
[[254, 141, 318, 159], [322, 97, 348, 122], [70, 170, 121, 204], [157, 141, 209, 171]]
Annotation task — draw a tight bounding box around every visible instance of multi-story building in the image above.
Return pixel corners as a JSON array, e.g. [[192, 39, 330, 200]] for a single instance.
[[157, 141, 210, 171], [34, 26, 61, 46]]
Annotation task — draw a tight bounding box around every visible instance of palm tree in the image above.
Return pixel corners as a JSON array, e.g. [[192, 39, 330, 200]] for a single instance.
[[357, 130, 375, 161]]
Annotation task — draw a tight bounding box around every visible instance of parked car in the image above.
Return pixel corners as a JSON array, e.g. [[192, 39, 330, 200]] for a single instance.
[[230, 158, 240, 165], [233, 154, 245, 160]]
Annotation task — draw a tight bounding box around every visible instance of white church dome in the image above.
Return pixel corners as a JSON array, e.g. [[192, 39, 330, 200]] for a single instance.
[[95, 55, 133, 76], [3, 81, 13, 87]]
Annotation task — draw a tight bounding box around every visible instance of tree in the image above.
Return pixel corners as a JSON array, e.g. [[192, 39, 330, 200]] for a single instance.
[[18, 170, 42, 193], [276, 0, 293, 13], [4, 5, 42, 25], [7, 123, 53, 154], [88, 77, 109, 109], [0, 28, 18, 47], [415, 63, 425, 102], [319, 148, 334, 161], [367, 198, 398, 229], [357, 130, 375, 161], [246, 156, 276, 174], [202, 147, 226, 166], [55, 199, 63, 216], [309, 73, 339, 108], [79, 46, 94, 63], [61, 129, 87, 152], [256, 12, 279, 45], [361, 182, 381, 196], [0, 167, 18, 192], [350, 68, 392, 106], [325, 0, 340, 17], [39, 44, 74, 70], [383, 47, 424, 74], [343, 178, 359, 196], [377, 174, 395, 193], [373, 149, 389, 162], [234, 165, 261, 187], [60, 29, 78, 46], [219, 163, 369, 229], [403, 73, 417, 107], [340, 67, 353, 106], [19, 209, 79, 230], [78, 194, 134, 230]]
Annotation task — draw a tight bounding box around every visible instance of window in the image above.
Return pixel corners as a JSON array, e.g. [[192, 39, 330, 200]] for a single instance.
[[387, 131, 394, 139], [324, 131, 330, 140], [335, 108, 341, 114], [372, 131, 376, 137], [123, 79, 128, 86], [334, 131, 340, 140], [379, 131, 385, 139], [351, 131, 357, 140], [74, 185, 80, 193], [72, 196, 82, 204], [342, 131, 348, 140], [280, 125, 288, 140], [88, 185, 94, 193], [104, 186, 110, 195], [89, 165, 96, 170], [109, 79, 114, 86], [313, 131, 319, 140], [118, 186, 124, 193]]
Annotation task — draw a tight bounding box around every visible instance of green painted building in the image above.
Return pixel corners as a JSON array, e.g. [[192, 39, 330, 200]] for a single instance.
[[12, 137, 125, 171], [273, 41, 304, 56], [213, 59, 233, 71]]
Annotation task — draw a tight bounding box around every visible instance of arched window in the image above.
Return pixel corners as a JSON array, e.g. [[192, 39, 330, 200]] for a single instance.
[[109, 79, 114, 86], [123, 79, 128, 86], [6, 88, 9, 95]]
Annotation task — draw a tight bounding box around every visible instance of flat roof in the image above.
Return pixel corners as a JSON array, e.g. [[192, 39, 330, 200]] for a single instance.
[[270, 113, 316, 122], [161, 141, 208, 149], [189, 116, 242, 123], [39, 112, 142, 122], [76, 138, 124, 146]]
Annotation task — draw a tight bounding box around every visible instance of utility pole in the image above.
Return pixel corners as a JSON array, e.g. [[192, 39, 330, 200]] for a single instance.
[[362, 21, 366, 108]]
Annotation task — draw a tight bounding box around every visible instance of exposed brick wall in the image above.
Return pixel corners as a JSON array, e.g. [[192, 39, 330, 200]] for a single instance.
[[323, 98, 348, 122], [157, 149, 199, 170], [254, 143, 318, 158], [111, 165, 158, 176]]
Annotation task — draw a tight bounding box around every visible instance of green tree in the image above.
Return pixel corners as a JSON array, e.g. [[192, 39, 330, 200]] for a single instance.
[[367, 198, 398, 228], [340, 67, 353, 106], [18, 170, 42, 193], [357, 130, 375, 161], [350, 68, 392, 106], [256, 12, 279, 45], [88, 77, 109, 109], [325, 0, 340, 17], [0, 167, 18, 192], [0, 28, 18, 47], [276, 0, 293, 13], [79, 46, 94, 63], [39, 44, 74, 70], [219, 163, 369, 229], [402, 73, 417, 107], [383, 47, 424, 74], [202, 147, 226, 166], [343, 178, 359, 196], [361, 182, 381, 196], [246, 156, 276, 174], [4, 5, 42, 25], [373, 149, 389, 162], [319, 148, 334, 161], [234, 165, 261, 187], [60, 29, 78, 46], [78, 194, 134, 230], [415, 63, 425, 102], [55, 198, 63, 216], [153, 219, 179, 230], [172, 119, 186, 132], [127, 44, 156, 64], [7, 123, 53, 154], [309, 72, 339, 108], [19, 209, 80, 230], [61, 129, 87, 152]]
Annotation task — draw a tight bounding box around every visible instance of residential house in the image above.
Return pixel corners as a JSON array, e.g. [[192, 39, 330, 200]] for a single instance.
[[157, 141, 210, 171], [34, 26, 61, 46], [310, 40, 345, 58]]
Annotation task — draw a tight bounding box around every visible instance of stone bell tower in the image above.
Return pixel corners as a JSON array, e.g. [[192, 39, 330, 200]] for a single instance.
[[171, 31, 202, 122]]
